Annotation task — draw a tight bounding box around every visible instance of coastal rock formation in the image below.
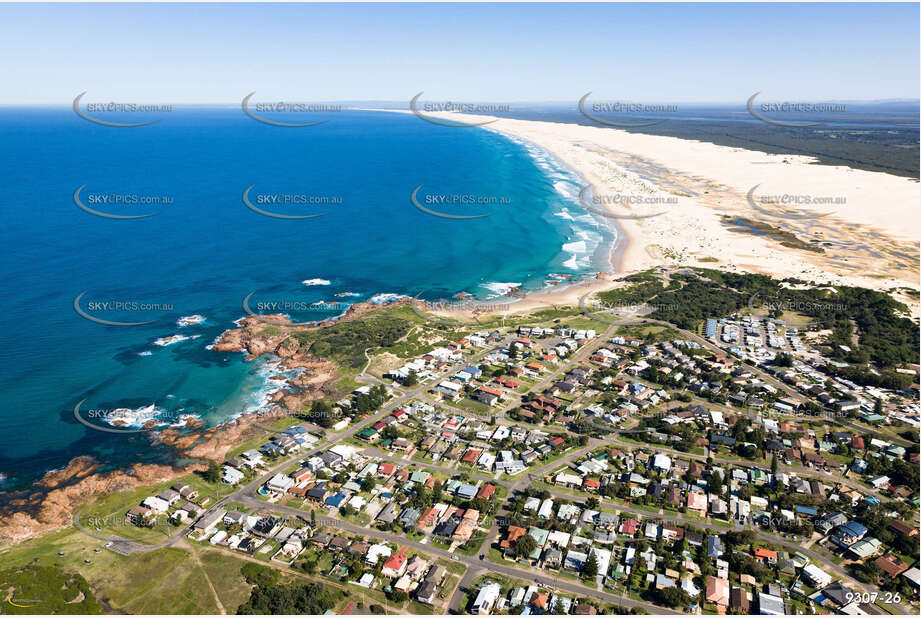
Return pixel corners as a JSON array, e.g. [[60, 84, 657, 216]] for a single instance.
[[1, 299, 409, 547], [0, 456, 196, 545], [0, 407, 285, 545]]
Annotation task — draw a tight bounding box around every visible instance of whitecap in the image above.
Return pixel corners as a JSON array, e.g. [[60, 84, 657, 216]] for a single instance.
[[153, 334, 200, 346], [369, 293, 408, 304], [177, 314, 205, 327], [302, 278, 332, 286], [480, 282, 522, 298]]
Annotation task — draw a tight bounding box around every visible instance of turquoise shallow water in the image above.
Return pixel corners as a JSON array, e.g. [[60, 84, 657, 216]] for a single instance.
[[0, 107, 614, 490]]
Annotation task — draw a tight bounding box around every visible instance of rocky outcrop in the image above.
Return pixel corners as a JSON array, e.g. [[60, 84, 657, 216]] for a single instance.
[[0, 406, 290, 546], [0, 456, 195, 546], [1, 299, 408, 547]]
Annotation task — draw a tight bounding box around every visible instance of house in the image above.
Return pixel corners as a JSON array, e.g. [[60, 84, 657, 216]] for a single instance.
[[802, 564, 833, 588], [366, 543, 392, 565], [471, 583, 502, 615], [730, 587, 750, 613], [889, 520, 919, 538], [126, 506, 153, 526], [416, 580, 437, 605], [376, 502, 398, 524], [758, 592, 785, 615], [222, 465, 245, 485], [816, 511, 848, 534], [875, 554, 911, 578], [686, 491, 707, 514], [754, 547, 778, 565], [475, 386, 504, 406], [171, 483, 198, 501], [500, 526, 527, 554], [848, 537, 883, 560], [543, 547, 563, 568], [706, 535, 723, 558], [832, 521, 868, 548], [705, 576, 729, 607], [223, 510, 245, 526], [266, 473, 294, 494], [382, 546, 408, 578], [193, 509, 227, 536], [157, 489, 181, 506], [142, 496, 169, 513]]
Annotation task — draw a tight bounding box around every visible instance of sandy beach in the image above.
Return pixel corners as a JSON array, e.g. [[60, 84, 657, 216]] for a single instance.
[[374, 108, 921, 319]]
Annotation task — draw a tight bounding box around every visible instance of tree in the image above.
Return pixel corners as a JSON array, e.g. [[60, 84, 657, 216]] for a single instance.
[[515, 533, 537, 558], [770, 453, 778, 475], [707, 471, 722, 495], [238, 582, 337, 614], [202, 460, 221, 483], [583, 550, 599, 579], [658, 587, 690, 608], [308, 399, 337, 428], [404, 371, 419, 387], [773, 352, 794, 367]]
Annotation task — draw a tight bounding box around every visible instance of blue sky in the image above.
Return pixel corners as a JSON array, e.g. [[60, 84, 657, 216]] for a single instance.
[[1, 2, 918, 103]]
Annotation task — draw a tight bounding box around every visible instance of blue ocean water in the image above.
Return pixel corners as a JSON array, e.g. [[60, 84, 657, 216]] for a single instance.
[[0, 107, 614, 490]]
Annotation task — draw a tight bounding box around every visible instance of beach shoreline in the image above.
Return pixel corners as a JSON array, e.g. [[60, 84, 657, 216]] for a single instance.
[[364, 107, 921, 319]]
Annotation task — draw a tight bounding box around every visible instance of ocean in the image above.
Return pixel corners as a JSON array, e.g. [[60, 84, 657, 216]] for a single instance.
[[0, 107, 614, 490]]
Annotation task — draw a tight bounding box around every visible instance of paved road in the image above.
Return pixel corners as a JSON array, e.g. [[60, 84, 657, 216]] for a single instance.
[[83, 313, 914, 615], [234, 494, 678, 615], [608, 434, 887, 502], [448, 566, 484, 614], [537, 485, 914, 615], [91, 335, 516, 555]]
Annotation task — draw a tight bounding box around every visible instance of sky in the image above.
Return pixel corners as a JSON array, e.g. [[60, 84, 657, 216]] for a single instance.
[[1, 2, 918, 104]]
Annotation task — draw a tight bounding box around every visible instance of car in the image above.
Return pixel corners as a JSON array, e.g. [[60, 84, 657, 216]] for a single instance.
[[451, 555, 459, 561], [479, 554, 484, 560]]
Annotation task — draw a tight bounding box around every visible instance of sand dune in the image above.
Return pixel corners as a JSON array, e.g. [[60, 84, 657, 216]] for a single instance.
[[378, 109, 919, 318]]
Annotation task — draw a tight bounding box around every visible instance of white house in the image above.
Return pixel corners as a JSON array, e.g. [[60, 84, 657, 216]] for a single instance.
[[472, 583, 502, 615], [266, 473, 295, 494]]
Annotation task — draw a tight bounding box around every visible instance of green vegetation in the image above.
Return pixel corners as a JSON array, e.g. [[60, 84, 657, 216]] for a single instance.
[[238, 581, 341, 614], [722, 217, 825, 253], [292, 313, 413, 368], [598, 268, 919, 369], [240, 562, 280, 587], [0, 564, 101, 614]]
